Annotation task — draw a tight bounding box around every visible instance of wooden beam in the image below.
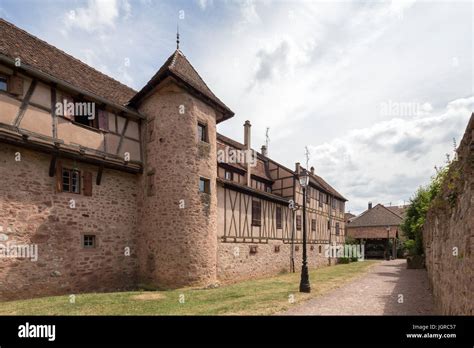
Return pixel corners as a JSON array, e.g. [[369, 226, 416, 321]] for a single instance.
[[96, 165, 104, 185], [13, 79, 37, 127], [50, 84, 57, 139], [49, 154, 57, 177]]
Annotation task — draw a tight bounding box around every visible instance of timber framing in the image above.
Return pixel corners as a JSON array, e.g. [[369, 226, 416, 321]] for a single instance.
[[0, 127, 142, 174]]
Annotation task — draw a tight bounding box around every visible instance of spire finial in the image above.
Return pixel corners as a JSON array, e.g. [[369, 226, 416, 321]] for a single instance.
[[176, 23, 180, 50]]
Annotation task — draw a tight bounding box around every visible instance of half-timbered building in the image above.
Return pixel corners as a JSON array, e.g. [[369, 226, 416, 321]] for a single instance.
[[0, 18, 346, 299]]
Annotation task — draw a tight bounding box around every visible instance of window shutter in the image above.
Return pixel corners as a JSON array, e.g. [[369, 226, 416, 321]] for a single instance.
[[7, 75, 23, 95], [98, 109, 108, 130], [55, 161, 63, 193], [83, 171, 93, 196]]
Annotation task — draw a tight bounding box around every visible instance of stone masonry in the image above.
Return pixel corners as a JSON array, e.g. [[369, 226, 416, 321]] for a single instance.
[[423, 114, 473, 315]]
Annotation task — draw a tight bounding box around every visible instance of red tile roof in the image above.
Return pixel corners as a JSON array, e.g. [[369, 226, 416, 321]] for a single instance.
[[0, 18, 137, 106], [347, 204, 404, 228], [129, 50, 234, 121]]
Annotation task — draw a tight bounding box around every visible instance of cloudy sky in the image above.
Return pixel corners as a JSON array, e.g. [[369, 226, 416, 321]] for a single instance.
[[1, 0, 472, 213]]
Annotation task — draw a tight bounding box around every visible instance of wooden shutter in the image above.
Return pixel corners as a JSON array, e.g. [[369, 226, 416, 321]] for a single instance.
[[55, 161, 63, 193], [83, 171, 93, 196], [252, 200, 261, 226], [7, 75, 23, 95], [98, 109, 108, 130]]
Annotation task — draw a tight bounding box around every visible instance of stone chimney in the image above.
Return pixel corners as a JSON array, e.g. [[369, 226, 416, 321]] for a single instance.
[[310, 166, 315, 175], [295, 162, 301, 174], [368, 202, 373, 210], [244, 120, 251, 186], [261, 145, 268, 157]]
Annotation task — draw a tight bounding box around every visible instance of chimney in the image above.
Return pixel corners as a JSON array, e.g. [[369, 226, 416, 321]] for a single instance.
[[310, 166, 315, 175], [244, 120, 251, 186], [295, 162, 301, 174], [368, 202, 372, 210], [261, 145, 268, 157]]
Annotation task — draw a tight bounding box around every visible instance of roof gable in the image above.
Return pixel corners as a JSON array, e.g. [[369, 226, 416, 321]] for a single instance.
[[129, 50, 234, 121], [348, 203, 403, 227]]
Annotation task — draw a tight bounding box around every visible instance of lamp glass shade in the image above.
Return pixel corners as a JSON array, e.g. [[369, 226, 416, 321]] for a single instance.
[[299, 169, 309, 188]]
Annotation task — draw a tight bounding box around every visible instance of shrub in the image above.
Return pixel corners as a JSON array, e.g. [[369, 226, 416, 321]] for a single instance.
[[338, 257, 350, 264]]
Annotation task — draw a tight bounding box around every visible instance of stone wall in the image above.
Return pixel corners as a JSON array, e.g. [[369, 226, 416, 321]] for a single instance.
[[217, 240, 331, 283], [423, 114, 473, 315], [0, 144, 138, 301], [136, 80, 219, 289]]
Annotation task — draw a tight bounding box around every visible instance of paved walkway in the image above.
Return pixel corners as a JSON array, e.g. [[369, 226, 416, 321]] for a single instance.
[[282, 259, 434, 315]]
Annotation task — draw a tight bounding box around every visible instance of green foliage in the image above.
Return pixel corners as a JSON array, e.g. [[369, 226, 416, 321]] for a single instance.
[[403, 239, 417, 256], [344, 236, 357, 245], [338, 257, 351, 264], [401, 165, 451, 255]]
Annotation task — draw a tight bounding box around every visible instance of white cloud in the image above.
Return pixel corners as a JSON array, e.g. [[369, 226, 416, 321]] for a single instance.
[[308, 96, 473, 213], [62, 0, 130, 33], [197, 0, 213, 10]]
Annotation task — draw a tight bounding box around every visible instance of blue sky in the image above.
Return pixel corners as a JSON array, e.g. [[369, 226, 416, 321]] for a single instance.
[[0, 0, 472, 213]]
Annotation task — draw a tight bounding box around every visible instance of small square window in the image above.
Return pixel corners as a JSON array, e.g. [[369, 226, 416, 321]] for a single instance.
[[0, 76, 7, 91], [225, 171, 233, 181], [199, 177, 210, 194], [83, 235, 96, 249], [62, 168, 80, 194], [198, 122, 208, 143]]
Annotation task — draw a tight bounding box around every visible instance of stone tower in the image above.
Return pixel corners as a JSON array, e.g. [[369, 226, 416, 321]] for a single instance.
[[130, 50, 234, 288]]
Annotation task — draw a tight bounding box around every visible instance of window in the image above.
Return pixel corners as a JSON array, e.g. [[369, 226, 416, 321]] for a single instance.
[[252, 200, 261, 226], [327, 220, 331, 231], [83, 235, 96, 249], [306, 187, 311, 204], [62, 168, 80, 194], [225, 170, 233, 181], [318, 191, 323, 207], [197, 122, 208, 142], [199, 177, 210, 194], [0, 76, 7, 91], [296, 215, 302, 230], [332, 197, 336, 209], [276, 206, 282, 229], [266, 185, 272, 193], [336, 222, 340, 236], [311, 219, 316, 232]]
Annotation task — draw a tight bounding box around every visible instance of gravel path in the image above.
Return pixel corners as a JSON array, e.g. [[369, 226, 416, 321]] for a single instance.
[[282, 259, 434, 315]]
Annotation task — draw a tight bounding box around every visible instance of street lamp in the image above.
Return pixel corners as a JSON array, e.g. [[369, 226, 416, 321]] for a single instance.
[[299, 169, 311, 293]]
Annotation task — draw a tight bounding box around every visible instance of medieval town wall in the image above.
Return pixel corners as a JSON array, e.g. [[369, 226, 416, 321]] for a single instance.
[[423, 115, 473, 315], [0, 143, 138, 300]]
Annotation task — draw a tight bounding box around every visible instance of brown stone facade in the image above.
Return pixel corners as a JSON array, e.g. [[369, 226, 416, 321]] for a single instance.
[[136, 80, 220, 288], [0, 143, 138, 301], [423, 114, 473, 315], [217, 241, 329, 283]]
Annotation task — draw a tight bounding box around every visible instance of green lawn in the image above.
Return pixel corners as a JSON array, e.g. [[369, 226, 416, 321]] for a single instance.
[[0, 260, 378, 315]]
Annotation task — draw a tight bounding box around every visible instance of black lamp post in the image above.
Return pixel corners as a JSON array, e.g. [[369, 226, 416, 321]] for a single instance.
[[299, 169, 311, 293]]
